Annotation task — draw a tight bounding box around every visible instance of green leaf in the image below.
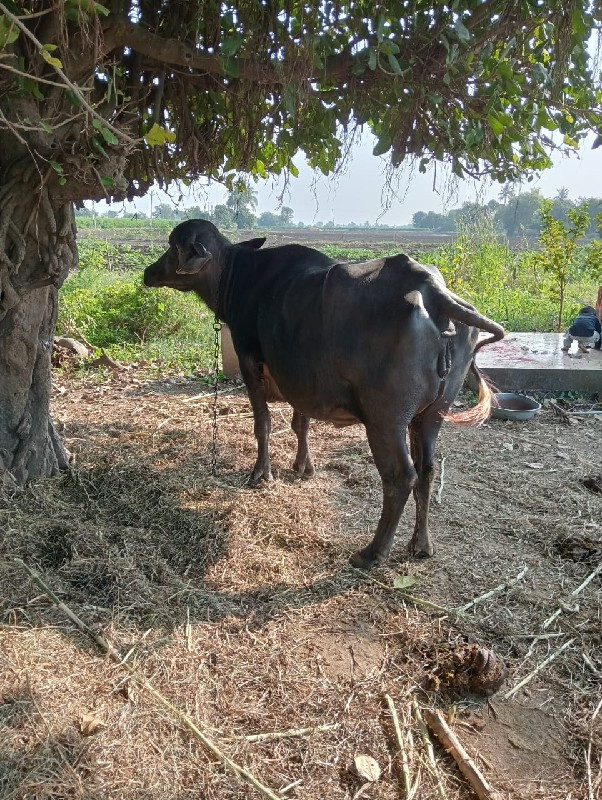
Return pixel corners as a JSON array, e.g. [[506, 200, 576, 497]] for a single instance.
[[41, 49, 63, 69], [367, 46, 377, 71], [66, 89, 83, 107], [40, 120, 53, 133], [0, 0, 21, 14], [393, 575, 419, 591], [42, 43, 59, 52], [454, 18, 471, 43], [144, 123, 177, 146], [66, 0, 110, 16], [465, 126, 483, 148], [92, 137, 109, 158], [487, 114, 505, 136], [58, 176, 67, 186], [376, 14, 386, 42], [101, 176, 115, 188], [221, 34, 244, 57], [0, 14, 19, 48], [373, 131, 392, 156], [387, 53, 403, 75], [101, 127, 119, 145], [282, 82, 297, 117], [221, 57, 240, 78], [50, 160, 64, 174], [92, 118, 103, 130]]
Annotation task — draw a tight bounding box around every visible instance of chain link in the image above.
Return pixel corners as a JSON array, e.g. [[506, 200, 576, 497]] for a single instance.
[[210, 317, 222, 476]]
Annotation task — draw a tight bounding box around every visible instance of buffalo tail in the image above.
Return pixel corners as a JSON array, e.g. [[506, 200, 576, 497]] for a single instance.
[[443, 361, 497, 425]]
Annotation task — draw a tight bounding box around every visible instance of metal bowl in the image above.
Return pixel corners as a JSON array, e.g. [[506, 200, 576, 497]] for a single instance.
[[491, 392, 542, 421]]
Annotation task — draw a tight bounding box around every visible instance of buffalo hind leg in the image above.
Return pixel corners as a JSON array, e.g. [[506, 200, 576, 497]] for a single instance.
[[409, 414, 443, 558], [240, 359, 273, 487], [291, 410, 314, 479], [351, 424, 417, 569]]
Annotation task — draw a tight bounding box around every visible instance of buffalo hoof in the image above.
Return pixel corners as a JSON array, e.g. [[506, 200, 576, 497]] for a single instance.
[[247, 471, 273, 488], [293, 458, 315, 480], [350, 548, 386, 570], [407, 540, 434, 559], [293, 463, 315, 480]]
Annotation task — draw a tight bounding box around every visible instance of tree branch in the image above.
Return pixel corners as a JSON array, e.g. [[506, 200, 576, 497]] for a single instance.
[[0, 1, 135, 145], [102, 20, 278, 83]]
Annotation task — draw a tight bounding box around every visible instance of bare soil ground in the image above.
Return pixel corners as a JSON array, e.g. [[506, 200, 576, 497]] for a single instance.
[[77, 226, 457, 257], [1, 371, 601, 800]]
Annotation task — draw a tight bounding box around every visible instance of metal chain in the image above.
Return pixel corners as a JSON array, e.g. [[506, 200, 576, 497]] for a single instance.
[[210, 316, 222, 476]]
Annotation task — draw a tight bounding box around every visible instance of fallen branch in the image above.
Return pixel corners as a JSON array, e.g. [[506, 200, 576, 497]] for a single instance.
[[384, 695, 413, 799], [586, 698, 602, 800], [454, 565, 528, 613], [350, 568, 450, 614], [224, 723, 339, 744], [503, 638, 575, 700], [182, 387, 247, 403], [422, 709, 503, 800], [15, 559, 283, 800], [412, 700, 448, 800], [542, 561, 602, 630], [549, 401, 572, 424], [583, 652, 602, 678]]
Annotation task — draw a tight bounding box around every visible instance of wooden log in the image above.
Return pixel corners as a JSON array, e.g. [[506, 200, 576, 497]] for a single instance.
[[422, 709, 503, 800]]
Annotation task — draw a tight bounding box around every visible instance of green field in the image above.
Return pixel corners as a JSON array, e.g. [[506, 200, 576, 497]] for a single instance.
[[58, 222, 600, 375]]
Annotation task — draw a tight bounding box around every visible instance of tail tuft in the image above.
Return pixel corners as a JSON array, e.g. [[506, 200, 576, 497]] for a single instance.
[[443, 363, 497, 426]]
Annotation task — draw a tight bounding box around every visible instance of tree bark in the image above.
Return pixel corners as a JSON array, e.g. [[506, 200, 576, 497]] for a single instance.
[[0, 181, 75, 488], [0, 285, 70, 486]]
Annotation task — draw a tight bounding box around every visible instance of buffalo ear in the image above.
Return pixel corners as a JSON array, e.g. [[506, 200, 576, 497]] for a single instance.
[[175, 241, 213, 274], [238, 236, 266, 249]]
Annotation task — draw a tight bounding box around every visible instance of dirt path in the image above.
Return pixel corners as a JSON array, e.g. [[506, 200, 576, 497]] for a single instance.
[[1, 372, 600, 799]]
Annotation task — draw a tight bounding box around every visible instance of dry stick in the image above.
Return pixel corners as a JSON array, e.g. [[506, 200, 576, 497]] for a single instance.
[[586, 698, 602, 800], [384, 694, 414, 799], [412, 700, 448, 800], [542, 561, 602, 630], [15, 559, 283, 800], [183, 387, 246, 403], [224, 723, 339, 744], [454, 565, 529, 613], [582, 652, 602, 677], [503, 638, 576, 700], [350, 568, 450, 614], [422, 709, 503, 800]]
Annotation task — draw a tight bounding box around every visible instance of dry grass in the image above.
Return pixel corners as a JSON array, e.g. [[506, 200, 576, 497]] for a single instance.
[[1, 371, 601, 800]]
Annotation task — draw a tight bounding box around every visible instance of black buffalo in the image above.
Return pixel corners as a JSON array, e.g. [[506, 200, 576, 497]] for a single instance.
[[144, 220, 504, 568]]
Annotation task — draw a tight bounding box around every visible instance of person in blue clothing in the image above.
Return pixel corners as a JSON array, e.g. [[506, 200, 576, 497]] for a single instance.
[[562, 305, 602, 352]]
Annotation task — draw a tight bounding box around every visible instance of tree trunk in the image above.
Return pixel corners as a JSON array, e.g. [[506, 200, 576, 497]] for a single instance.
[[0, 285, 70, 486], [0, 180, 76, 488]]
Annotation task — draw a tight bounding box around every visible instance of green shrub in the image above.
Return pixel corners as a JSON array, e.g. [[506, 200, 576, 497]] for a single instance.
[[58, 267, 214, 371]]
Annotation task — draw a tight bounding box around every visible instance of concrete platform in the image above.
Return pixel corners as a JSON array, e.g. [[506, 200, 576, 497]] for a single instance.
[[477, 333, 602, 393]]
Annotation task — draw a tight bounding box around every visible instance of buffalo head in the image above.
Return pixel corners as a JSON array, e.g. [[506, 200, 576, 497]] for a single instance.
[[143, 219, 265, 310]]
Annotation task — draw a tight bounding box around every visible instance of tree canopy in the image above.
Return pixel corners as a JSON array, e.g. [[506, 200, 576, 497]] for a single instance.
[[1, 0, 601, 212]]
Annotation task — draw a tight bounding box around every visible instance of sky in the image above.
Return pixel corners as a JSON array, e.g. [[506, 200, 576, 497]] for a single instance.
[[98, 131, 602, 226]]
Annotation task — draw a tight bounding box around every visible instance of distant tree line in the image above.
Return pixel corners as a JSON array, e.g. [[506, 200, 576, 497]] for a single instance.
[[76, 183, 297, 229], [412, 189, 602, 237]]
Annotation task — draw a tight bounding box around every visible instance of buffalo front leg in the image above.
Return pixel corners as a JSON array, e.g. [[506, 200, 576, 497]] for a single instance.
[[351, 424, 417, 569], [240, 359, 273, 487], [291, 409, 315, 479], [409, 415, 443, 558]]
